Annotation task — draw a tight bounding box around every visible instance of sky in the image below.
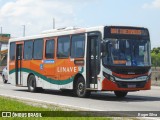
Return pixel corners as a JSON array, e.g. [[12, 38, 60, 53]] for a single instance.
[[0, 0, 160, 49]]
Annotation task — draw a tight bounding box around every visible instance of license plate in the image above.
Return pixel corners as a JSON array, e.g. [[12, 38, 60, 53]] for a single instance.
[[128, 84, 136, 88]]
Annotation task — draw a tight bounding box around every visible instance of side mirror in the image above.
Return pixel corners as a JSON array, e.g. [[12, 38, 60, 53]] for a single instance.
[[101, 42, 105, 53], [101, 41, 108, 57]]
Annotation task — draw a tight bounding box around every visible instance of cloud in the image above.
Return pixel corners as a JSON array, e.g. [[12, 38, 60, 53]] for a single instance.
[[143, 0, 160, 9], [0, 0, 87, 37]]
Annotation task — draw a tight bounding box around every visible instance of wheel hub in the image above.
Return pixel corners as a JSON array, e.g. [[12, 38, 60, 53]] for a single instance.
[[30, 80, 35, 90], [78, 83, 84, 92]]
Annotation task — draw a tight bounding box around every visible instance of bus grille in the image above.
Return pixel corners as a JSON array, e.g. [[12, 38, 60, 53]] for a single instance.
[[116, 81, 146, 88]]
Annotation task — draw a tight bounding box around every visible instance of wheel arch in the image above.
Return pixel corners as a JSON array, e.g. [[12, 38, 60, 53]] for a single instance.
[[73, 73, 85, 90]]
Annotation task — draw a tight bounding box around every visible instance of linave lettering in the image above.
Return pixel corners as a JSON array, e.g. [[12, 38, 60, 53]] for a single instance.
[[57, 67, 77, 73]]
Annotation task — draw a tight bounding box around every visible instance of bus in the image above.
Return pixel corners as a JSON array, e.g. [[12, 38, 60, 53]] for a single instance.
[[8, 26, 151, 98]]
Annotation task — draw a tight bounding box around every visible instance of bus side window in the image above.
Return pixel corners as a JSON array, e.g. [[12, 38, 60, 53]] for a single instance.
[[33, 39, 43, 60], [45, 40, 55, 59], [57, 36, 70, 58], [10, 42, 16, 60], [71, 34, 85, 58], [24, 40, 33, 60]]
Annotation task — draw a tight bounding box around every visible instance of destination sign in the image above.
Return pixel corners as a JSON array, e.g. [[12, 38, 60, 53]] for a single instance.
[[104, 26, 149, 39], [111, 28, 146, 35]]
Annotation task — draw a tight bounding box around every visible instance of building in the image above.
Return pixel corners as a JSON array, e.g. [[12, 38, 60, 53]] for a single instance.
[[0, 34, 10, 71]]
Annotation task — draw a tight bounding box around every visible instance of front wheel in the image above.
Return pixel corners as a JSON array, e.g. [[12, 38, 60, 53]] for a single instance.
[[74, 77, 90, 98], [114, 91, 128, 98]]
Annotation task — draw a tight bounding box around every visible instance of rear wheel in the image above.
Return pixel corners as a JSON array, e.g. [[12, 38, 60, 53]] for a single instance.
[[2, 75, 7, 84], [28, 75, 37, 92], [114, 91, 128, 98], [74, 76, 90, 98]]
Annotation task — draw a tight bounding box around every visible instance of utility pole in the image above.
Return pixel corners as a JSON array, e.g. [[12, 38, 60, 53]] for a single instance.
[[22, 25, 25, 37], [0, 26, 2, 45], [53, 18, 55, 29], [0, 27, 2, 35], [0, 27, 2, 66]]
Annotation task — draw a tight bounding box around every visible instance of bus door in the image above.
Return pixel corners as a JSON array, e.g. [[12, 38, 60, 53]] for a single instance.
[[15, 43, 23, 86], [86, 32, 101, 89]]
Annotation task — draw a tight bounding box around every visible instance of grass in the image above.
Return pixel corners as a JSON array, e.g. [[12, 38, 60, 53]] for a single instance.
[[0, 96, 111, 120]]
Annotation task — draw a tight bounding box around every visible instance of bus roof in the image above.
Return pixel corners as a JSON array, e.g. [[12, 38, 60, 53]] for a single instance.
[[9, 25, 148, 43], [9, 26, 104, 42]]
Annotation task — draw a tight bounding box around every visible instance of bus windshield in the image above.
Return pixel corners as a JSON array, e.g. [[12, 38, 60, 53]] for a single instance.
[[103, 38, 151, 67]]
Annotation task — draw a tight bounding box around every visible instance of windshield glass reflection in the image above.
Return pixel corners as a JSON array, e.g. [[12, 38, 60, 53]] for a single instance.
[[103, 39, 151, 66]]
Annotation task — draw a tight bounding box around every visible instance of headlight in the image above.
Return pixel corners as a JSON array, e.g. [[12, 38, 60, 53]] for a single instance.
[[110, 76, 115, 82], [146, 74, 151, 81], [103, 72, 109, 79], [103, 72, 115, 82]]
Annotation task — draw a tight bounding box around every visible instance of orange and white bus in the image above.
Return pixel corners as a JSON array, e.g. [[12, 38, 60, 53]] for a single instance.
[[8, 26, 151, 97]]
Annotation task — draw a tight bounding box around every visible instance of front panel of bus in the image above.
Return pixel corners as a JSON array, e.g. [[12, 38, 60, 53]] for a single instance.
[[101, 26, 151, 91]]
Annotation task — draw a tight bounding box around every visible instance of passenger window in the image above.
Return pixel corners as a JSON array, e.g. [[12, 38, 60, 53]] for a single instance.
[[45, 40, 54, 59], [71, 34, 85, 58], [24, 40, 33, 60], [10, 42, 15, 60], [33, 39, 43, 59], [57, 36, 70, 58]]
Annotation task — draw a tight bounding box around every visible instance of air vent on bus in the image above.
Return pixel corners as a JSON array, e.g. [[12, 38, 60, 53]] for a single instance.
[[41, 27, 81, 34]]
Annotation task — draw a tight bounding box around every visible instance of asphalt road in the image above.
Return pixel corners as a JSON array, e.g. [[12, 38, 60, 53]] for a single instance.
[[0, 77, 160, 117]]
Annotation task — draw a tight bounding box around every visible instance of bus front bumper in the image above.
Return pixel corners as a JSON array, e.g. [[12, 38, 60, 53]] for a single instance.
[[102, 78, 151, 91]]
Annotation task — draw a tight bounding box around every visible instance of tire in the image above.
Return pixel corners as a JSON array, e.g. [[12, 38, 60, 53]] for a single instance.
[[114, 91, 128, 98], [74, 76, 90, 98], [28, 75, 37, 92], [2, 75, 7, 84]]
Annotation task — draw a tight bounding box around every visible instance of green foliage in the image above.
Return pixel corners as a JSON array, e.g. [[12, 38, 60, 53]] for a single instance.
[[0, 96, 111, 120], [151, 47, 160, 67], [151, 47, 160, 54]]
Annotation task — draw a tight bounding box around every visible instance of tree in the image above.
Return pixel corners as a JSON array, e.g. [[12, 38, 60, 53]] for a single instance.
[[151, 47, 160, 68], [151, 47, 160, 54]]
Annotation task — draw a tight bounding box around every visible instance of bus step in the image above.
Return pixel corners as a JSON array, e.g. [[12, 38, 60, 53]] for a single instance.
[[86, 88, 98, 91]]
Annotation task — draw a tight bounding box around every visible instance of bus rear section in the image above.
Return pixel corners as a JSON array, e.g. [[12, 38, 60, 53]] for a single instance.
[[101, 26, 151, 97], [8, 29, 100, 98]]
